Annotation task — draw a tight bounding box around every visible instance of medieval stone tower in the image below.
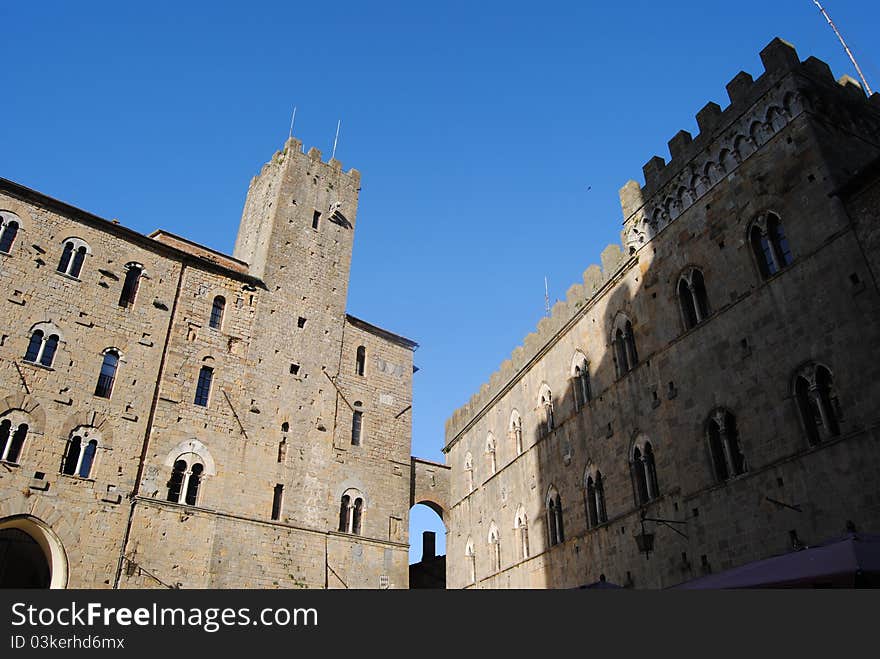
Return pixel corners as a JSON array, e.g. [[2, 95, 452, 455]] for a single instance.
[[0, 138, 418, 589]]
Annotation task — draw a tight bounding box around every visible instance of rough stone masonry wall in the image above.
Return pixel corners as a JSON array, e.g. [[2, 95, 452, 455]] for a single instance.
[[1, 137, 416, 589], [0, 189, 183, 587], [445, 38, 880, 589]]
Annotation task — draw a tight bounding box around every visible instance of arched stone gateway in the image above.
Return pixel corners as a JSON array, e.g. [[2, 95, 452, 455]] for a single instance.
[[0, 515, 68, 589], [410, 457, 450, 519]]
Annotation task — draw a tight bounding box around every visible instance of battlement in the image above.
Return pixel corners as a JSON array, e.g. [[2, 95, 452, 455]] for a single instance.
[[444, 241, 630, 446], [444, 36, 880, 449], [249, 136, 361, 189], [619, 37, 880, 246]]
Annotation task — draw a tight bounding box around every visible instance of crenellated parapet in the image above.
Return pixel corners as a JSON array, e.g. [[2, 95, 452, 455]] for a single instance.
[[444, 242, 629, 446], [620, 38, 880, 255], [444, 36, 880, 449]]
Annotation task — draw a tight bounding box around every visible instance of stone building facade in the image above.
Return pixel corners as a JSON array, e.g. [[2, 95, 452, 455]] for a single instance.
[[0, 139, 419, 588], [444, 38, 880, 589]]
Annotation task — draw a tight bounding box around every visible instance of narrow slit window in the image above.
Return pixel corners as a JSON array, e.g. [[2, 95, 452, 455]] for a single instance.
[[118, 265, 143, 308], [312, 211, 321, 230], [272, 484, 284, 521]]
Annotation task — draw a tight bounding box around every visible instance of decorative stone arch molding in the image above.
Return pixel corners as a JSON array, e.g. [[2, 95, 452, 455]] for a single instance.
[[28, 320, 65, 343], [0, 512, 71, 589], [59, 410, 115, 450], [0, 394, 46, 434], [163, 438, 217, 476], [0, 202, 33, 227]]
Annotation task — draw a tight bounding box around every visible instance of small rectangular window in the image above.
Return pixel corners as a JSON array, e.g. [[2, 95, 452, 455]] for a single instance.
[[312, 211, 321, 230], [297, 317, 306, 328], [351, 410, 362, 446], [272, 484, 284, 521], [290, 363, 300, 375]]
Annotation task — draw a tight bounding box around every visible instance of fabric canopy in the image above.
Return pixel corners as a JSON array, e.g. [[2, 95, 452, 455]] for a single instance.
[[673, 533, 880, 589]]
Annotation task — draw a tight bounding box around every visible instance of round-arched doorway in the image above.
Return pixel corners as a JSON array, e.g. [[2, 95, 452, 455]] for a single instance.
[[0, 515, 68, 589]]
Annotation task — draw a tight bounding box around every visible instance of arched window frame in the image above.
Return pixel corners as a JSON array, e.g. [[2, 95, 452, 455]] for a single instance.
[[0, 211, 21, 254], [513, 506, 529, 560], [194, 361, 214, 407], [571, 352, 592, 412], [611, 314, 638, 378], [209, 295, 226, 330], [793, 363, 842, 446], [61, 426, 100, 479], [465, 537, 476, 585], [23, 322, 62, 368], [749, 211, 793, 280], [338, 488, 365, 535], [509, 410, 523, 457], [630, 435, 660, 505], [705, 409, 748, 482], [0, 413, 30, 465], [677, 267, 711, 331], [487, 522, 501, 573], [56, 237, 91, 279], [539, 384, 554, 436], [118, 262, 144, 308], [486, 432, 497, 475], [166, 453, 208, 506], [355, 346, 366, 377], [464, 451, 474, 494], [546, 485, 564, 547], [584, 465, 608, 528], [94, 348, 121, 399]]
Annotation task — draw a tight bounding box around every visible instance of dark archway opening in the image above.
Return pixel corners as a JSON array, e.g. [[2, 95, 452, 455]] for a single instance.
[[0, 528, 50, 588]]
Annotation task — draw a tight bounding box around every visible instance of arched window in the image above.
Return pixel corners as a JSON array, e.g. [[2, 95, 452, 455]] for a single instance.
[[165, 454, 207, 506], [194, 365, 213, 407], [585, 468, 607, 528], [547, 486, 564, 547], [465, 538, 476, 585], [355, 346, 366, 376], [794, 363, 842, 445], [750, 212, 793, 279], [338, 489, 364, 535], [539, 386, 554, 436], [510, 411, 523, 456], [62, 428, 99, 478], [631, 439, 659, 505], [514, 506, 529, 560], [706, 410, 747, 482], [56, 238, 89, 278], [678, 268, 710, 331], [94, 349, 120, 399], [464, 452, 474, 493], [486, 433, 497, 475], [209, 295, 225, 330], [488, 523, 501, 573], [0, 418, 28, 464], [0, 214, 20, 253], [118, 264, 143, 308], [351, 403, 363, 446], [572, 353, 591, 411], [612, 316, 638, 377], [23, 324, 60, 368]]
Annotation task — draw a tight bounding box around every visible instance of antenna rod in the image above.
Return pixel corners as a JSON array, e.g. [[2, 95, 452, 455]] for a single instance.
[[331, 120, 341, 160], [812, 1, 873, 95], [544, 276, 551, 317], [288, 106, 297, 140]]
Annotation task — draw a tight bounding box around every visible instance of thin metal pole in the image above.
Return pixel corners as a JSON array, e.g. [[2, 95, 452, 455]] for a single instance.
[[331, 120, 341, 160], [288, 106, 297, 140], [812, 1, 872, 95]]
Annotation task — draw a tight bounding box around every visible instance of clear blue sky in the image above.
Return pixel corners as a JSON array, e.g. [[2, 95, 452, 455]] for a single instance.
[[3, 1, 878, 564]]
